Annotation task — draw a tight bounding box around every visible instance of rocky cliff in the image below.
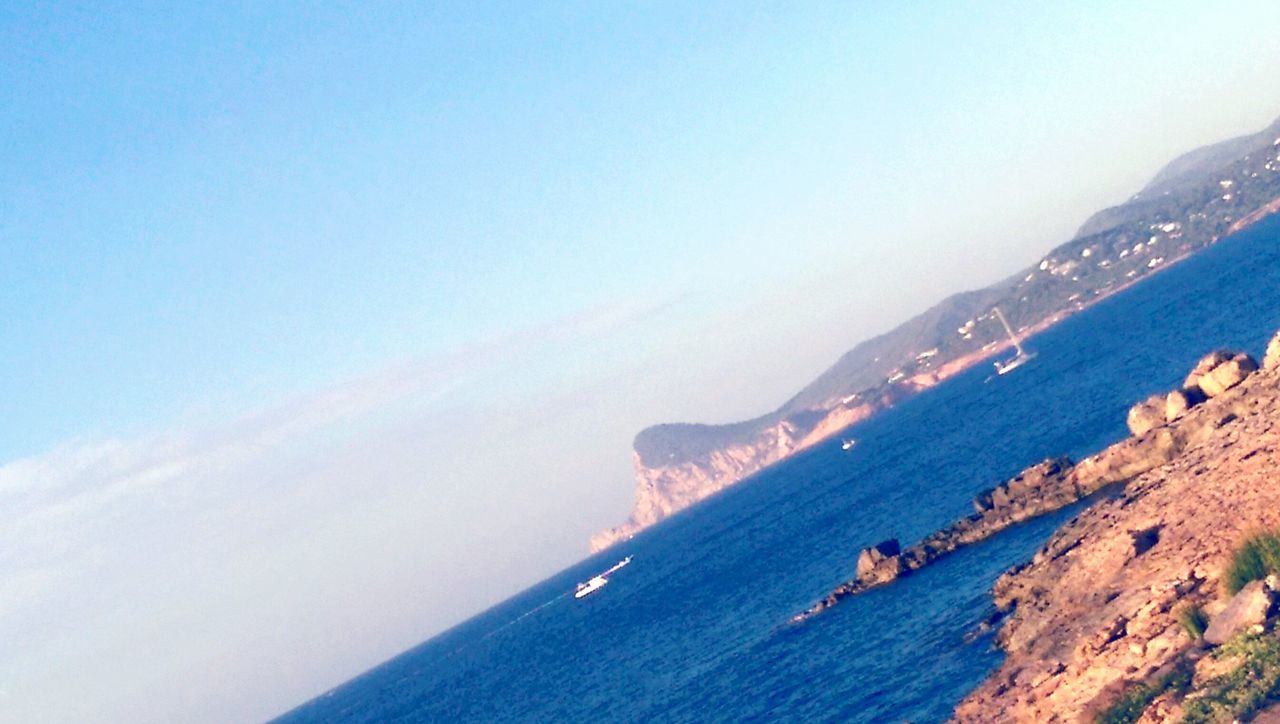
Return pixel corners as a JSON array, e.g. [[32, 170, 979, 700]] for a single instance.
[[589, 400, 881, 551], [953, 332, 1280, 722], [593, 114, 1280, 553]]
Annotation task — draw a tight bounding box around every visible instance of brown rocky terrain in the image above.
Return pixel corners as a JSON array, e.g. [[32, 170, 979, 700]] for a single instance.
[[951, 332, 1280, 722]]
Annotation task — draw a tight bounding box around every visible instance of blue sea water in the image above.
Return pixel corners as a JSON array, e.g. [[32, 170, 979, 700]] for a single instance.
[[278, 216, 1280, 723]]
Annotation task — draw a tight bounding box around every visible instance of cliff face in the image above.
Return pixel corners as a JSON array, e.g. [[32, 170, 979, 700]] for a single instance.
[[589, 402, 878, 552], [592, 115, 1280, 553]]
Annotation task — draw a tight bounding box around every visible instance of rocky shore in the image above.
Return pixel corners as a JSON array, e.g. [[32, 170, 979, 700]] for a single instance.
[[791, 346, 1266, 624], [948, 331, 1280, 721], [789, 325, 1280, 719]]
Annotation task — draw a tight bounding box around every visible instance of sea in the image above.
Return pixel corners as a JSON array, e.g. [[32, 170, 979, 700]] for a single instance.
[[277, 214, 1280, 723]]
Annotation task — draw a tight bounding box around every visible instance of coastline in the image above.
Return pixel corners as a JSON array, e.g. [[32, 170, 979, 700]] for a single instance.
[[953, 336, 1280, 721], [905, 190, 1280, 395], [593, 200, 1280, 553]]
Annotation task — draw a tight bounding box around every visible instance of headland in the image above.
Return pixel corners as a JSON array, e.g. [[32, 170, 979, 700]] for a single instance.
[[594, 116, 1280, 553]]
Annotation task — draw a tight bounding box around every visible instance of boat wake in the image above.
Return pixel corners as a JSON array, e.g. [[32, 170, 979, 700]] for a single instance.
[[480, 555, 635, 643], [480, 590, 572, 643]]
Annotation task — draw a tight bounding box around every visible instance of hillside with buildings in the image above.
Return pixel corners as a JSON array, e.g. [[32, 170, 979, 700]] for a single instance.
[[592, 115, 1280, 553]]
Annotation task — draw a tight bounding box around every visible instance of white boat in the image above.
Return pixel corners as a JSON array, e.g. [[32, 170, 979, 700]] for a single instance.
[[991, 307, 1037, 375], [574, 575, 609, 599], [841, 438, 857, 451], [574, 555, 633, 600]]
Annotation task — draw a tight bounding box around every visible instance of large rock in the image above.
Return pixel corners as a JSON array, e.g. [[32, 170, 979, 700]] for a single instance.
[[1184, 350, 1234, 388], [856, 539, 900, 576], [856, 539, 904, 585], [1166, 386, 1207, 422], [1198, 353, 1259, 397], [1204, 579, 1276, 645], [1266, 331, 1280, 371], [1127, 395, 1167, 436]]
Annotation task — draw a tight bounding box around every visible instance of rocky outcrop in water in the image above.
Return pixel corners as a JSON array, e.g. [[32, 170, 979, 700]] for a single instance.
[[794, 348, 1265, 626], [855, 539, 904, 586], [953, 341, 1280, 722], [793, 456, 1094, 623]]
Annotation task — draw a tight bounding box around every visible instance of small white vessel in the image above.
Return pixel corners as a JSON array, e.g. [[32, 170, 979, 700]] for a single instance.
[[574, 555, 633, 600], [574, 575, 609, 599], [841, 438, 857, 451], [991, 307, 1037, 375]]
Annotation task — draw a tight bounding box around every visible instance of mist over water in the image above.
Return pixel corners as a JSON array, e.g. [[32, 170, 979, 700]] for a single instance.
[[278, 216, 1280, 722]]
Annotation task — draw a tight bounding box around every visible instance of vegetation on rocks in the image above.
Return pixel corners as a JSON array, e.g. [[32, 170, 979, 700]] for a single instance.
[[1224, 532, 1280, 595], [1176, 603, 1209, 640], [1092, 630, 1280, 723], [1095, 663, 1193, 724], [1182, 631, 1280, 723]]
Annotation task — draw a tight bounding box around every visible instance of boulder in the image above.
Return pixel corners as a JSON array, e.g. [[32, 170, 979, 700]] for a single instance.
[[1165, 386, 1207, 422], [1266, 331, 1280, 371], [1184, 350, 1234, 388], [973, 489, 996, 514], [857, 556, 904, 587], [1127, 395, 1166, 436], [1198, 353, 1259, 397], [856, 539, 901, 580], [1005, 476, 1034, 496], [1204, 579, 1276, 645], [991, 484, 1013, 509]]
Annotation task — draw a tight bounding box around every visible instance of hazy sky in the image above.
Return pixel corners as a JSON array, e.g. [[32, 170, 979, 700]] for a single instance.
[[3, 2, 1280, 721]]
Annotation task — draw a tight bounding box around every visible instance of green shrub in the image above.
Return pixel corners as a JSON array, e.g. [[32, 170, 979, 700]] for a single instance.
[[1224, 532, 1280, 595], [1096, 683, 1161, 724], [1095, 664, 1193, 724], [1177, 603, 1209, 640], [1182, 632, 1280, 723]]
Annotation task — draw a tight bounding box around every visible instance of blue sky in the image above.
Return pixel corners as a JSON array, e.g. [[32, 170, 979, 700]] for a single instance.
[[3, 2, 1280, 721]]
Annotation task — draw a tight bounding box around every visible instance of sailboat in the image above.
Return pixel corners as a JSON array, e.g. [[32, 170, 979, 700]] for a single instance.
[[991, 307, 1037, 375]]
